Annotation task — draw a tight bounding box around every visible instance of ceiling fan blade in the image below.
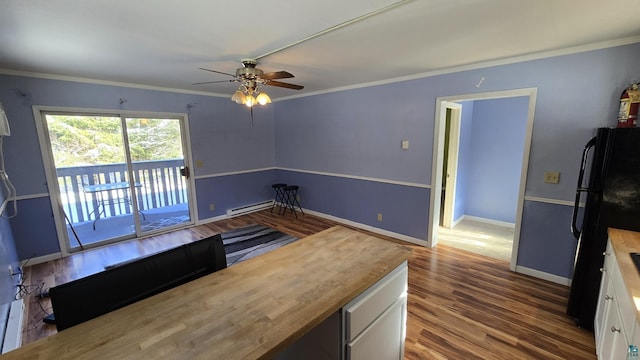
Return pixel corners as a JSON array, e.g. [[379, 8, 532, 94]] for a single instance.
[[266, 80, 304, 90], [198, 67, 236, 77], [260, 71, 294, 80], [192, 79, 237, 85]]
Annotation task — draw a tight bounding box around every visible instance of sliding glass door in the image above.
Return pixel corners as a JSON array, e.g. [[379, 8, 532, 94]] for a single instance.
[[40, 111, 193, 252], [125, 117, 191, 234]]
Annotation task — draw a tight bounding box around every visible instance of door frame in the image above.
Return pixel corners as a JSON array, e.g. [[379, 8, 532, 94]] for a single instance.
[[441, 102, 462, 229], [32, 106, 198, 256], [427, 88, 537, 271]]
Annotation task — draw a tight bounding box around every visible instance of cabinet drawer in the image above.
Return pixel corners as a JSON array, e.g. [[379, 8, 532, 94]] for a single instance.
[[610, 253, 635, 337], [344, 262, 407, 342], [347, 298, 405, 360]]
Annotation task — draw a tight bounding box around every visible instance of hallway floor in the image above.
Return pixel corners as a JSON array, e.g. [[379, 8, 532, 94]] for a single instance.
[[438, 218, 514, 262]]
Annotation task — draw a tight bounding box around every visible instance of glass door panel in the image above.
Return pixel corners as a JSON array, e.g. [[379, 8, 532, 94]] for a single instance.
[[124, 117, 191, 234], [45, 114, 136, 250]]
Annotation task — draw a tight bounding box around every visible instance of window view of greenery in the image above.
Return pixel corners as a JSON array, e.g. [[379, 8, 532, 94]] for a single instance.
[[46, 115, 183, 167]]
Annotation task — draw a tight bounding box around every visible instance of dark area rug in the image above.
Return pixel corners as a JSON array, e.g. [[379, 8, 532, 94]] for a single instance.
[[222, 224, 298, 266]]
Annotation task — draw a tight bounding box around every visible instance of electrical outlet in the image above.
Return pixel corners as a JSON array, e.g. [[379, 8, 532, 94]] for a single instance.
[[544, 171, 560, 184], [209, 203, 215, 211], [195, 160, 204, 168], [377, 213, 383, 221], [7, 265, 12, 276]]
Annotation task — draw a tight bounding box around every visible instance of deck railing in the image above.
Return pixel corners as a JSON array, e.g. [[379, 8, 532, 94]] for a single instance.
[[56, 159, 188, 224]]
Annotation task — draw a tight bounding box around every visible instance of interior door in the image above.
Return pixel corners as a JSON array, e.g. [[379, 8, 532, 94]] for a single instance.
[[441, 103, 462, 228]]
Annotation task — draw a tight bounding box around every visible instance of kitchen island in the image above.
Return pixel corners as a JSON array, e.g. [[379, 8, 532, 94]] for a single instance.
[[595, 228, 640, 359], [2, 225, 412, 359]]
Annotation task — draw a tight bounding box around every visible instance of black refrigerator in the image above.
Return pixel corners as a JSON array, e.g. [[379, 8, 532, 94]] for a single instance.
[[568, 127, 640, 330]]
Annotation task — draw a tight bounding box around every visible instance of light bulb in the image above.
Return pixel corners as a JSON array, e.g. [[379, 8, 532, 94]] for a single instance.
[[256, 92, 272, 105], [245, 95, 255, 107]]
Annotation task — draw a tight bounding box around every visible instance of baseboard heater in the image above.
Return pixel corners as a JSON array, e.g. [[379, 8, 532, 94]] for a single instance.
[[226, 200, 273, 217], [2, 299, 24, 354]]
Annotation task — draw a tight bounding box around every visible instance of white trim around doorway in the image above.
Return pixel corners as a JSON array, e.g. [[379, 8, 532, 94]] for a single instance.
[[428, 88, 538, 273]]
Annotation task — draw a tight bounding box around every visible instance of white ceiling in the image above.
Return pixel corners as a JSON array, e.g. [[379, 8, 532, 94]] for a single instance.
[[1, 0, 640, 100]]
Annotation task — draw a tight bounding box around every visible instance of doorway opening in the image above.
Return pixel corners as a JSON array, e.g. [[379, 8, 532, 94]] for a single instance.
[[34, 108, 196, 255], [428, 88, 537, 271]]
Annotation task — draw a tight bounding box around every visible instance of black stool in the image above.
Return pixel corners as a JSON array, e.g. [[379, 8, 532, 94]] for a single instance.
[[271, 183, 287, 213], [281, 185, 304, 218]]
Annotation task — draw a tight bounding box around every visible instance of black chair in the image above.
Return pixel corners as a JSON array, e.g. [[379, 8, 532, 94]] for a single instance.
[[49, 234, 226, 331], [271, 183, 287, 213], [281, 185, 304, 218]]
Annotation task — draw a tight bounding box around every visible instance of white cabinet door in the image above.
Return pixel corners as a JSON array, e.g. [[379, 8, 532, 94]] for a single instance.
[[609, 306, 629, 360], [595, 276, 614, 352], [346, 298, 405, 360], [595, 245, 614, 344], [598, 278, 629, 360]]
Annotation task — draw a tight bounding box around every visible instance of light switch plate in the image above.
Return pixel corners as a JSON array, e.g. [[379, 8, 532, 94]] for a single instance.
[[401, 140, 409, 150]]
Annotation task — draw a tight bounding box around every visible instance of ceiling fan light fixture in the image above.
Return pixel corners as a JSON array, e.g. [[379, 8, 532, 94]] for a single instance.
[[256, 92, 271, 105], [244, 95, 256, 107], [197, 59, 302, 109], [231, 90, 246, 104]]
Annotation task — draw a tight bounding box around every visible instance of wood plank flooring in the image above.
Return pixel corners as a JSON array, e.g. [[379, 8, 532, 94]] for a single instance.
[[20, 210, 596, 359]]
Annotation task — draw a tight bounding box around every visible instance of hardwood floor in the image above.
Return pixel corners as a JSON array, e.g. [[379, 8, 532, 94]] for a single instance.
[[21, 210, 596, 359]]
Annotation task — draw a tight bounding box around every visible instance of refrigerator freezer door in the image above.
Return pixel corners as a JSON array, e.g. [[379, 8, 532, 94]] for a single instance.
[[601, 128, 640, 233]]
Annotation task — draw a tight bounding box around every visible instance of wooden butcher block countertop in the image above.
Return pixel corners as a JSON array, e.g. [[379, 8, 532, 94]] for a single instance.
[[3, 226, 412, 360]]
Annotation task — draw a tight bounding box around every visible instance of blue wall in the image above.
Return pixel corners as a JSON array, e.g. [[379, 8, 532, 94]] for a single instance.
[[273, 43, 640, 279], [0, 75, 277, 260], [195, 170, 278, 218], [464, 96, 529, 223], [1, 42, 640, 282], [275, 170, 430, 239]]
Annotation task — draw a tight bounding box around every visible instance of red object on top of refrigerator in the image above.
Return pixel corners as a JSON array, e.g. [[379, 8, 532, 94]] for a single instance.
[[617, 83, 640, 128]]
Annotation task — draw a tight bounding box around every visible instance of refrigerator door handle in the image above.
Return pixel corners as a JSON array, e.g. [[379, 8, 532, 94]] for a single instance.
[[571, 136, 597, 240]]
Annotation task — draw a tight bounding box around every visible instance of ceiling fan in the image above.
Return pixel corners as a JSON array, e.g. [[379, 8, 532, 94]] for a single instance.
[[192, 0, 412, 110], [193, 58, 303, 107]]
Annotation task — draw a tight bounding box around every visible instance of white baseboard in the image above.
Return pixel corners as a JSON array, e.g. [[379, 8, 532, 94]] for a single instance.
[[451, 216, 464, 228], [195, 214, 228, 226], [21, 252, 63, 267], [27, 210, 565, 287], [515, 265, 571, 286], [303, 209, 428, 246], [196, 208, 427, 246], [462, 215, 516, 229]]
